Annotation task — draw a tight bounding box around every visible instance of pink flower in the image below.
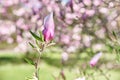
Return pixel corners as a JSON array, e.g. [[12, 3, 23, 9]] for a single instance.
[[42, 12, 55, 42], [89, 52, 102, 67]]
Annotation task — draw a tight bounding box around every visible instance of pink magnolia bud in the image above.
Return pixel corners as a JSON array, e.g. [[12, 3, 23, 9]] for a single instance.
[[42, 12, 55, 42], [89, 52, 102, 67]]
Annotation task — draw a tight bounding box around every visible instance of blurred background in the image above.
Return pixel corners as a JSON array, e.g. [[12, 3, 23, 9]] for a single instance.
[[0, 0, 120, 80]]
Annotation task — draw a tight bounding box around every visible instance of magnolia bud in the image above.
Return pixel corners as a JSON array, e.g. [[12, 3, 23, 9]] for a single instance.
[[42, 12, 55, 42], [89, 52, 102, 67]]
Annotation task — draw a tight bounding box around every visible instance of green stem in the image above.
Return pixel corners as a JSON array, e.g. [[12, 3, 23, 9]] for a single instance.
[[35, 53, 41, 80], [35, 43, 45, 80]]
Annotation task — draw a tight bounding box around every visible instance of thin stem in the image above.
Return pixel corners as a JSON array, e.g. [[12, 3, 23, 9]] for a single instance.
[[98, 68, 109, 80], [35, 43, 45, 80], [35, 52, 41, 80]]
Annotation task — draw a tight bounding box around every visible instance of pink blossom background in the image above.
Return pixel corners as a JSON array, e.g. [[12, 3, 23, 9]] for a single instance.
[[0, 0, 119, 54]]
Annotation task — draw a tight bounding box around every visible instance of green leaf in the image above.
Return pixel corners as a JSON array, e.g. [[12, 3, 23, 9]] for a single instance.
[[35, 40, 39, 47], [39, 31, 44, 42], [24, 58, 35, 65], [29, 42, 35, 48], [30, 31, 42, 41], [112, 31, 117, 39]]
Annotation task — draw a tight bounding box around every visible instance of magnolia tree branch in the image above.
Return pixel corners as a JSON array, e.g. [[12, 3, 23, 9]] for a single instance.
[[29, 12, 55, 80]]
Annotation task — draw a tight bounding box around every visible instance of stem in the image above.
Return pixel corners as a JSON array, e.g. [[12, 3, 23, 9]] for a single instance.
[[99, 68, 109, 80], [35, 43, 45, 80], [35, 53, 41, 80]]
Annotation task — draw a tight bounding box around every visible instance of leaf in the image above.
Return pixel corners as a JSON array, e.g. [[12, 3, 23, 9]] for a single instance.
[[30, 31, 42, 41], [112, 31, 117, 39], [39, 31, 44, 42], [35, 40, 40, 48], [47, 42, 56, 47], [24, 58, 35, 65], [29, 42, 35, 48]]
